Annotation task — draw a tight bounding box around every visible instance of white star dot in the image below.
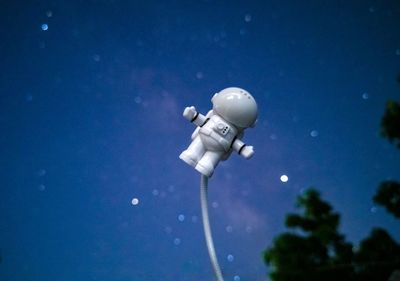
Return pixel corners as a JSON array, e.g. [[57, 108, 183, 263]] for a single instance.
[[131, 198, 139, 205]]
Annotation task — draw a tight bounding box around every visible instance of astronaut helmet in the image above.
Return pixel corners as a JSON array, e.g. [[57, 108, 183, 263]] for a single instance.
[[212, 87, 258, 128]]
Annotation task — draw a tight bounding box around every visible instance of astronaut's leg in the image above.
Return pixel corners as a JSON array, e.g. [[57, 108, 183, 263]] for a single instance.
[[179, 136, 205, 168], [195, 150, 223, 177]]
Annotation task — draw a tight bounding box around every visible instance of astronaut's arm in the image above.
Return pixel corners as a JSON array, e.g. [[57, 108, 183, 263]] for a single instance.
[[231, 138, 254, 159], [183, 106, 209, 127]]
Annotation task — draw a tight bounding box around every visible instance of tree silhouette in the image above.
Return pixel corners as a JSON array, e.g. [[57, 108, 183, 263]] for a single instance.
[[355, 228, 400, 281], [374, 181, 400, 219], [263, 189, 354, 281], [264, 189, 400, 281], [263, 77, 400, 280], [381, 100, 400, 148], [376, 79, 400, 218], [357, 86, 400, 280]]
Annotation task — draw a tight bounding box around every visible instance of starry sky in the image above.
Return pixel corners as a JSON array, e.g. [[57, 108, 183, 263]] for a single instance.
[[1, 1, 400, 281]]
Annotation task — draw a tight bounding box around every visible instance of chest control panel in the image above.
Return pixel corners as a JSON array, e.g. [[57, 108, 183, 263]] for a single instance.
[[217, 122, 230, 135]]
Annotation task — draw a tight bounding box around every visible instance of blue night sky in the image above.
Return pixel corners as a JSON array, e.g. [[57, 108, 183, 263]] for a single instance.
[[1, 1, 400, 281]]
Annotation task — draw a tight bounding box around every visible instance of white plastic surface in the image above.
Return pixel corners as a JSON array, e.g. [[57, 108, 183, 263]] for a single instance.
[[179, 87, 257, 177]]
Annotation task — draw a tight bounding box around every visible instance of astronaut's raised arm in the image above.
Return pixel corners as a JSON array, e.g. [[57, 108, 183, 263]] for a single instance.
[[183, 106, 210, 127], [231, 138, 254, 159]]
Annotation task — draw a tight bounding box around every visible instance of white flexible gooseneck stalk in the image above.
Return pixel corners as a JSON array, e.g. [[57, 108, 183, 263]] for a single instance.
[[200, 175, 225, 281], [180, 87, 258, 280]]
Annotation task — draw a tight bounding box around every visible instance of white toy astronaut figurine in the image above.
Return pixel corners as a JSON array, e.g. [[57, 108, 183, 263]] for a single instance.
[[179, 87, 258, 177]]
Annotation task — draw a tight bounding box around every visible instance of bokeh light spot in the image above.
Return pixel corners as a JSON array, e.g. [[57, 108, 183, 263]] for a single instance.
[[245, 226, 253, 233], [134, 96, 142, 104], [131, 198, 139, 205], [269, 134, 277, 140], [244, 14, 252, 22], [164, 226, 172, 234], [92, 54, 100, 62], [37, 169, 46, 176]]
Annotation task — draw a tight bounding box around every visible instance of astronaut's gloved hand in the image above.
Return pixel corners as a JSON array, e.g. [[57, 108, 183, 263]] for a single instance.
[[183, 106, 197, 121], [240, 146, 254, 159]]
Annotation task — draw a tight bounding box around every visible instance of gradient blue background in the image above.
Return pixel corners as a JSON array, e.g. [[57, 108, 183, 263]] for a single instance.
[[1, 1, 400, 280]]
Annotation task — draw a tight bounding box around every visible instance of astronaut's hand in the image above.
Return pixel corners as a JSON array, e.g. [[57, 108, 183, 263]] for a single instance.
[[241, 146, 254, 159], [183, 106, 197, 121]]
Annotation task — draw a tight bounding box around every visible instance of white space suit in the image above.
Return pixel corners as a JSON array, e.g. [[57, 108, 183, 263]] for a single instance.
[[179, 87, 258, 177]]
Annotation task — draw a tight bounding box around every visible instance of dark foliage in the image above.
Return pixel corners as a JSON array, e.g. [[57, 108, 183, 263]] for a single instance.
[[355, 228, 400, 281], [264, 190, 400, 281], [263, 189, 354, 281], [376, 77, 400, 217], [374, 181, 400, 218], [264, 79, 400, 281], [381, 100, 400, 148]]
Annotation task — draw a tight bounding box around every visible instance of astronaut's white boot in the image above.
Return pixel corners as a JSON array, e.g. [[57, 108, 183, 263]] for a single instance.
[[195, 151, 222, 177], [179, 150, 198, 168], [180, 137, 205, 168], [195, 161, 214, 177]]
